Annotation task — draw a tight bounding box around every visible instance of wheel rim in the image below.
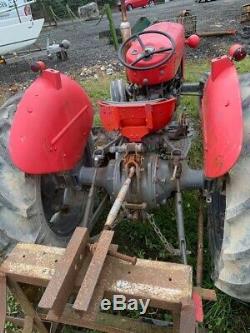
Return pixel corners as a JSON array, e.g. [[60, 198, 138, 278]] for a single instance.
[[41, 174, 87, 237]]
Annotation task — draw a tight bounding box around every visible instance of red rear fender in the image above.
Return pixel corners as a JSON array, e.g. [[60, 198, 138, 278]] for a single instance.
[[9, 69, 93, 174], [201, 56, 243, 178]]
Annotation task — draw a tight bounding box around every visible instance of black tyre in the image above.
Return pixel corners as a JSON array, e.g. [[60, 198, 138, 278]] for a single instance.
[[127, 4, 133, 11], [208, 74, 250, 301], [0, 94, 93, 260], [207, 179, 226, 280]]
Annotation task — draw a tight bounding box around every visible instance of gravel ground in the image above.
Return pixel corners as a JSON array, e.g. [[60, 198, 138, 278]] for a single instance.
[[0, 0, 249, 84]]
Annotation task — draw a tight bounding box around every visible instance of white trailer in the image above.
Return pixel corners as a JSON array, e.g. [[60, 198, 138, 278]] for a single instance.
[[0, 0, 44, 56]]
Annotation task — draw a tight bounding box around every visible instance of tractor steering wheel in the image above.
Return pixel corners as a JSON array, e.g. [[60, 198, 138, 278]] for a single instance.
[[118, 30, 176, 71]]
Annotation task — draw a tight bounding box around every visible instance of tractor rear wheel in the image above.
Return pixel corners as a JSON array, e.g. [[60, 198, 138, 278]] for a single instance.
[[208, 74, 250, 302], [0, 94, 93, 260]]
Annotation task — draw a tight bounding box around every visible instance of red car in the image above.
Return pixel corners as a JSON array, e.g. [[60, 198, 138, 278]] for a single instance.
[[118, 0, 155, 11]]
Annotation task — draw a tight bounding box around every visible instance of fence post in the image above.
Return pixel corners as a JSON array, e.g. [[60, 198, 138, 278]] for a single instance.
[[105, 4, 119, 50]]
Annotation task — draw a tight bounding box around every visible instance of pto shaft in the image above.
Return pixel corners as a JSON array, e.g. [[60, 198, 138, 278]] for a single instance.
[[104, 166, 135, 230]]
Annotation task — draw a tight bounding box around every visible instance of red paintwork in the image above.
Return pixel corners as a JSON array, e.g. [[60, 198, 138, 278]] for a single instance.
[[228, 44, 247, 62], [9, 68, 93, 174], [99, 98, 176, 142], [126, 22, 185, 86], [185, 34, 200, 49], [192, 292, 204, 323], [31, 61, 47, 72], [124, 0, 153, 10], [201, 55, 243, 178]]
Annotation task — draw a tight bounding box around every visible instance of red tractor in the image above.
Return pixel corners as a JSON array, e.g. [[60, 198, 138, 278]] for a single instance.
[[0, 21, 249, 306]]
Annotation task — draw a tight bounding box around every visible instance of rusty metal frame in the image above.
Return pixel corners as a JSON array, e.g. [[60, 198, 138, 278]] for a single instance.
[[1, 227, 216, 333], [73, 229, 114, 312], [38, 227, 89, 317]]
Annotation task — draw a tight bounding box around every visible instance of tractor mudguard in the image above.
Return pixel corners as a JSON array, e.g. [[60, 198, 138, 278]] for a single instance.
[[201, 55, 243, 178], [9, 68, 93, 174]]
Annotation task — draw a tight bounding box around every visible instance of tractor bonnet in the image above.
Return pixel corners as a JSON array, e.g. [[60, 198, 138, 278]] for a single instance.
[[125, 22, 185, 85]]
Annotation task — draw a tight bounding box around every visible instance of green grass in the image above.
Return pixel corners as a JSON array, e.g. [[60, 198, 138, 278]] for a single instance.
[[78, 73, 122, 110], [185, 56, 250, 81]]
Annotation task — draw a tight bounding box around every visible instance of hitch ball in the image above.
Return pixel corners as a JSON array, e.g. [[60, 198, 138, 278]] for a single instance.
[[59, 39, 71, 50]]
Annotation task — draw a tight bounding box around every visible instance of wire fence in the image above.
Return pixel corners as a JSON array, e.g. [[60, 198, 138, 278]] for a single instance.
[[31, 0, 245, 32], [31, 0, 118, 23]]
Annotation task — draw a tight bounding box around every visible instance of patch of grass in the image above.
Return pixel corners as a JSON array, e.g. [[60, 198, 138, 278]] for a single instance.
[[185, 60, 210, 82], [186, 55, 250, 80], [205, 294, 250, 333], [78, 72, 125, 112], [236, 55, 250, 74], [5, 294, 22, 333]]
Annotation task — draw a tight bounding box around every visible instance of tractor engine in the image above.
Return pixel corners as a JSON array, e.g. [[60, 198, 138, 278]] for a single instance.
[[100, 22, 200, 143], [91, 22, 202, 202]]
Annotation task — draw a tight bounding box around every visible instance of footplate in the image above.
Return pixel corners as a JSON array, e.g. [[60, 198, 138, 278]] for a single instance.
[[0, 227, 211, 333]]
